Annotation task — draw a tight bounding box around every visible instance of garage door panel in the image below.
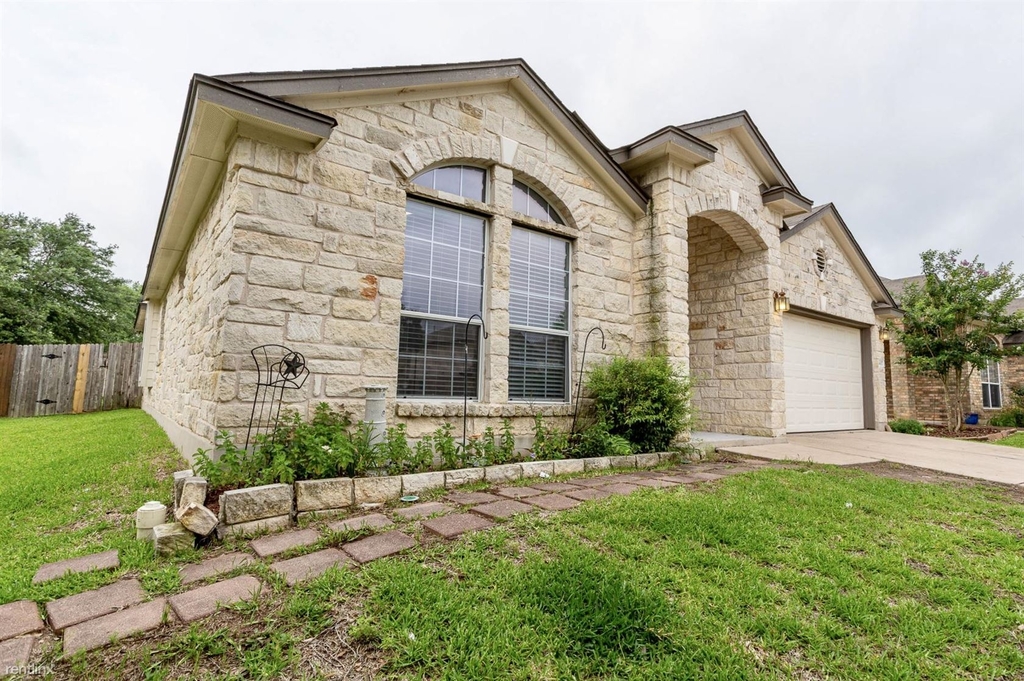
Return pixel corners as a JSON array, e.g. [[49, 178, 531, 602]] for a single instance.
[[784, 315, 864, 433]]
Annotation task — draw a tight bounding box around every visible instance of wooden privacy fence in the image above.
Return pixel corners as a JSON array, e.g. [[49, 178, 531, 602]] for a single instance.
[[0, 343, 143, 418]]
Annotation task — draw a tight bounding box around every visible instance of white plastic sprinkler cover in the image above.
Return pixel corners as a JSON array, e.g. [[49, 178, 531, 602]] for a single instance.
[[136, 501, 167, 529]]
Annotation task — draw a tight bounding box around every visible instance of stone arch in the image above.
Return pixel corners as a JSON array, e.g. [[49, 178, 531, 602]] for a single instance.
[[683, 190, 768, 253], [506, 151, 589, 232]]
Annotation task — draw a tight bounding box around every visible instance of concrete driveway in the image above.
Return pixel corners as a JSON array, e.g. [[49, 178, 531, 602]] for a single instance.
[[719, 429, 1024, 486]]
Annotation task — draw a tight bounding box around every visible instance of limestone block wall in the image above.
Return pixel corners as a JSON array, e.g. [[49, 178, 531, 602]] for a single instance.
[[208, 90, 639, 440], [780, 219, 887, 429]]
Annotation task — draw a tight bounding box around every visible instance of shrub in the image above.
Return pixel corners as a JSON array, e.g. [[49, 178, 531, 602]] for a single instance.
[[531, 414, 569, 461], [889, 419, 926, 435], [585, 355, 693, 453], [989, 407, 1024, 428], [1010, 384, 1024, 410], [572, 421, 633, 459]]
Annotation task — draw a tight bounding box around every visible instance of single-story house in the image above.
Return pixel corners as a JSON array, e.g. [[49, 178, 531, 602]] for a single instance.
[[883, 275, 1023, 422], [136, 58, 900, 455]]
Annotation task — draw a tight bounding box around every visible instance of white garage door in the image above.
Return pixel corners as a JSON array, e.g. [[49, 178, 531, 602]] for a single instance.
[[783, 314, 864, 433]]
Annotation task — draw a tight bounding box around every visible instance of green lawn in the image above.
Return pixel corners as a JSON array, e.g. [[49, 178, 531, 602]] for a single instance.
[[0, 409, 186, 604], [995, 431, 1024, 448]]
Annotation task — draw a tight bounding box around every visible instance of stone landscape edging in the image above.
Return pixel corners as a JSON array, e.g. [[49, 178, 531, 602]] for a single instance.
[[213, 451, 678, 537]]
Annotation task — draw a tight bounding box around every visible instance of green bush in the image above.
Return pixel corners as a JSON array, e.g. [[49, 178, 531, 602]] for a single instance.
[[989, 407, 1024, 428], [888, 419, 926, 435], [572, 421, 634, 459], [531, 414, 569, 461], [1009, 384, 1024, 410], [585, 355, 693, 453]]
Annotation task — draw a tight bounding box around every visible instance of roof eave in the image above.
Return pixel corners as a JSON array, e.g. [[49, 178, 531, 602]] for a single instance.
[[140, 75, 336, 302], [610, 126, 718, 173], [761, 185, 813, 217]]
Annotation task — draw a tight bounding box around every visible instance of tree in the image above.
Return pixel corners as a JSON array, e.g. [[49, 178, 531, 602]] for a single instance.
[[0, 213, 141, 344], [895, 249, 1024, 432]]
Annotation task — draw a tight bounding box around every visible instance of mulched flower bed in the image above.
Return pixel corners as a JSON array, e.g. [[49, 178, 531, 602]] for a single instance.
[[925, 426, 1005, 440]]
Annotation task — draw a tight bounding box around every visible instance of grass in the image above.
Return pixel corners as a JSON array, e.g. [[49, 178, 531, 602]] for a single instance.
[[0, 409, 186, 604], [995, 431, 1024, 448]]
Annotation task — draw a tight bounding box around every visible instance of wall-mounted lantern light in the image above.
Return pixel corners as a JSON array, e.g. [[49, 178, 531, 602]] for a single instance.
[[773, 291, 790, 314], [879, 326, 890, 341]]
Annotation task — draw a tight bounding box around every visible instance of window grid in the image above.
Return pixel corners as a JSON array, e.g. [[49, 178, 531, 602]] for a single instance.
[[513, 180, 565, 225], [981, 360, 1002, 409]]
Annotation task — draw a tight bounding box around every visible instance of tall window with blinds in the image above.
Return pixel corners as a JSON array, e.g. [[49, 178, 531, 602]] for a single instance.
[[509, 227, 570, 401], [398, 195, 486, 399], [980, 359, 1002, 409]]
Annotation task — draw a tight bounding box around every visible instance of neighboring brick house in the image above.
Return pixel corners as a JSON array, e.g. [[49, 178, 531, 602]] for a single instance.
[[135, 59, 899, 455], [883, 275, 1024, 423]]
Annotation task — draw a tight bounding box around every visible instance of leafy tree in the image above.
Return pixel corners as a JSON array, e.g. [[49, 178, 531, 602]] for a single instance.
[[894, 250, 1024, 432], [0, 213, 141, 344]]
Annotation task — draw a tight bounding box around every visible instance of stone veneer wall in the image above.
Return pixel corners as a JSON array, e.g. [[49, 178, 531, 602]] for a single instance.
[[779, 218, 888, 429], [205, 91, 639, 440]]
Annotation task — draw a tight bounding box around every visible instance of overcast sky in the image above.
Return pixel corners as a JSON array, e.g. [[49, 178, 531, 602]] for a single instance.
[[2, 1, 1022, 284]]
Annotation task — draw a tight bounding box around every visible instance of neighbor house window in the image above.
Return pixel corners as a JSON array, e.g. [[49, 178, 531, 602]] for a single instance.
[[508, 226, 570, 401], [980, 360, 1002, 409], [398, 166, 487, 399]]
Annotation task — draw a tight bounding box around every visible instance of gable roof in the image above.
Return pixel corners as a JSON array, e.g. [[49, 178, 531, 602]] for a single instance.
[[216, 58, 649, 213], [781, 203, 898, 313], [680, 111, 801, 194]]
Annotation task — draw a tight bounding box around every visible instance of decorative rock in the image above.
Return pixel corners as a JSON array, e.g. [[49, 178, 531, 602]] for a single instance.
[[352, 476, 402, 505], [583, 457, 610, 471], [172, 469, 194, 509], [484, 463, 523, 483], [176, 503, 219, 537], [168, 575, 264, 623], [564, 487, 613, 501], [220, 484, 293, 525], [294, 477, 353, 512], [343, 531, 417, 564], [608, 455, 637, 469], [470, 500, 534, 520], [216, 514, 292, 539], [178, 478, 208, 509], [250, 529, 319, 558], [0, 601, 43, 641], [153, 522, 195, 555], [0, 636, 35, 671], [32, 550, 119, 585], [401, 471, 445, 495], [635, 453, 660, 468], [525, 494, 580, 511], [422, 513, 494, 539], [394, 502, 451, 520], [46, 579, 145, 633], [444, 467, 485, 488], [328, 513, 394, 533], [63, 598, 169, 655], [495, 487, 545, 499], [447, 491, 501, 505], [552, 458, 586, 475], [271, 548, 352, 586], [520, 461, 554, 478], [180, 553, 254, 585]]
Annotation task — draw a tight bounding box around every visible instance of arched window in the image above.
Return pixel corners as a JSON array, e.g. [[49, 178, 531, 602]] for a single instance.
[[513, 180, 564, 225], [398, 166, 487, 399]]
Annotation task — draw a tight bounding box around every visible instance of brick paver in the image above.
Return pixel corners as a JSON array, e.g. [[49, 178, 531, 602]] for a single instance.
[[179, 552, 255, 585], [343, 531, 417, 564], [394, 501, 452, 520], [654, 474, 700, 484], [46, 579, 145, 633], [32, 549, 119, 585], [446, 491, 502, 505], [470, 499, 534, 520], [525, 494, 580, 511], [689, 472, 725, 481], [422, 513, 494, 539], [564, 487, 613, 501], [0, 636, 36, 671], [632, 478, 678, 489], [602, 482, 641, 496], [271, 548, 352, 586], [250, 529, 320, 558], [528, 482, 580, 493], [495, 486, 545, 499], [168, 575, 264, 623], [565, 477, 613, 488], [0, 601, 43, 642], [328, 513, 394, 533], [62, 598, 169, 655]]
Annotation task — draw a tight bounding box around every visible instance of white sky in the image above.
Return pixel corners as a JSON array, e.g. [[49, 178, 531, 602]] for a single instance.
[[2, 1, 1022, 284]]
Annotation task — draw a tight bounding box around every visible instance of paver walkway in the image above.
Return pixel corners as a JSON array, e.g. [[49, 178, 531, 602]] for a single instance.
[[17, 458, 772, 666]]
